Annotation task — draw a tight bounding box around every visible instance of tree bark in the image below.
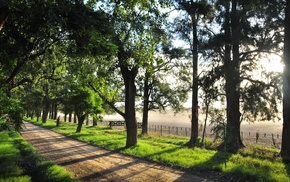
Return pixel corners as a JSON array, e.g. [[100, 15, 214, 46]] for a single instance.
[[76, 115, 85, 133], [223, 0, 244, 153], [42, 84, 50, 123], [73, 112, 77, 123], [53, 100, 57, 120], [93, 117, 97, 126], [142, 73, 150, 135], [281, 0, 290, 159], [189, 10, 199, 148], [121, 66, 138, 148], [86, 115, 89, 125], [49, 104, 53, 119], [68, 113, 72, 122], [201, 100, 209, 147], [56, 115, 60, 127]]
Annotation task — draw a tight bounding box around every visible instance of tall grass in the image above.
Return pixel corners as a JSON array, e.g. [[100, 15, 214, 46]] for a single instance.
[[26, 118, 290, 181], [0, 129, 78, 182]]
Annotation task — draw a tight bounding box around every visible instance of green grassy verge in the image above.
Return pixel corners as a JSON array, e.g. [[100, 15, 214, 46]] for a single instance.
[[0, 128, 79, 182], [26, 118, 290, 182]]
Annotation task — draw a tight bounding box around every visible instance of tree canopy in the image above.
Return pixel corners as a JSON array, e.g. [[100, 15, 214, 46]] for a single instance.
[[0, 0, 287, 152]]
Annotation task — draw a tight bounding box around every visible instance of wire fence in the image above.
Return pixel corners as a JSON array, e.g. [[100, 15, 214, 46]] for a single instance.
[[59, 115, 281, 148], [147, 124, 281, 148]]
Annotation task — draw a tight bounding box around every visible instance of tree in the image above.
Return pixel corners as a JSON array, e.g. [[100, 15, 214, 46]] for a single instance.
[[98, 0, 170, 147], [137, 47, 190, 135], [22, 88, 43, 121], [173, 0, 214, 147], [222, 0, 243, 152], [211, 0, 284, 152], [0, 0, 68, 92], [0, 90, 24, 132], [68, 86, 103, 133], [281, 0, 290, 159], [199, 67, 220, 146]]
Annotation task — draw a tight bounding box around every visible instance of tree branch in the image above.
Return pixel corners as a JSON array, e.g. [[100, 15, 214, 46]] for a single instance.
[[88, 82, 125, 118]]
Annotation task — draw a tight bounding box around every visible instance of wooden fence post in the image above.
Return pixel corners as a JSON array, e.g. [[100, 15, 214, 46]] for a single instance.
[[272, 133, 276, 146], [256, 132, 259, 143]]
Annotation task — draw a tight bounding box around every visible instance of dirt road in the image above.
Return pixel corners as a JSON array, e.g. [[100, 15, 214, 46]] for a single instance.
[[21, 122, 217, 182]]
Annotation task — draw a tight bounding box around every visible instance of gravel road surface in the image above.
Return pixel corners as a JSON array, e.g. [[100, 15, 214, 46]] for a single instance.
[[21, 122, 219, 182]]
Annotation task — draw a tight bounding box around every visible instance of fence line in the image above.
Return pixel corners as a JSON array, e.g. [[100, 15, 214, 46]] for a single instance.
[[59, 114, 281, 148], [148, 124, 281, 148]]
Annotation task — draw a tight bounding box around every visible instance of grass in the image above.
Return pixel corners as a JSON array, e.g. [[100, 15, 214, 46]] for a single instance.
[[0, 127, 79, 182], [26, 118, 290, 181]]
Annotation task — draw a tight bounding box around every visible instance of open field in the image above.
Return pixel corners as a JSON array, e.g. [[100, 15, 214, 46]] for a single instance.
[[103, 110, 282, 133], [102, 110, 283, 147], [57, 110, 282, 147]]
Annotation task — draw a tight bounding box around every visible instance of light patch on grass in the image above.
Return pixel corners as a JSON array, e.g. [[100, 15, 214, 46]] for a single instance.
[[44, 162, 76, 182], [0, 128, 78, 182], [0, 175, 31, 182]]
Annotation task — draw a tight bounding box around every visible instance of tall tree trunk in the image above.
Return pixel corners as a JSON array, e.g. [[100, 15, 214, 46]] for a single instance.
[[53, 101, 57, 120], [223, 0, 244, 153], [64, 113, 67, 122], [93, 116, 97, 126], [201, 100, 209, 147], [189, 13, 199, 148], [73, 112, 77, 123], [49, 103, 53, 119], [142, 73, 150, 135], [68, 113, 72, 122], [86, 115, 89, 125], [76, 115, 85, 133], [42, 84, 50, 123], [121, 67, 138, 148], [36, 110, 41, 122], [56, 115, 60, 127], [281, 0, 290, 158]]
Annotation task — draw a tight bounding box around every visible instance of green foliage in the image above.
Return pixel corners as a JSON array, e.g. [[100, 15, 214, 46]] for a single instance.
[[69, 86, 103, 117], [36, 161, 76, 182], [209, 109, 227, 142], [0, 121, 12, 132], [0, 0, 70, 90], [0, 90, 24, 132], [0, 176, 31, 182]]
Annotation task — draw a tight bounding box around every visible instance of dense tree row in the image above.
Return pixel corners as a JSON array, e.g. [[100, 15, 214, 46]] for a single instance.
[[0, 0, 289, 158]]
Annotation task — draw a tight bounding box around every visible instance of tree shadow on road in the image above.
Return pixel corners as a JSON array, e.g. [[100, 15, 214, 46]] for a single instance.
[[79, 147, 184, 181], [58, 148, 125, 166], [76, 146, 182, 181]]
